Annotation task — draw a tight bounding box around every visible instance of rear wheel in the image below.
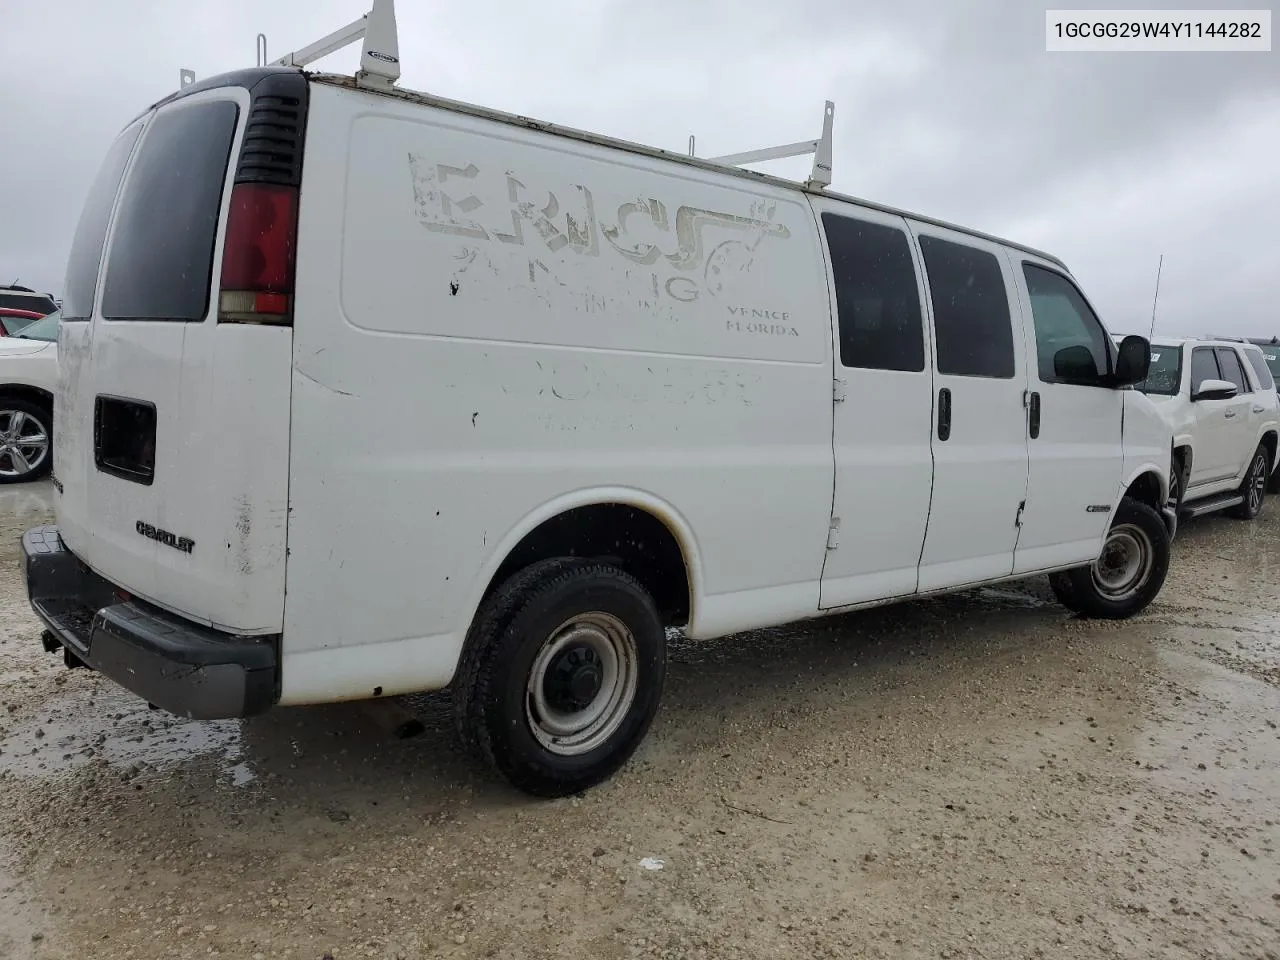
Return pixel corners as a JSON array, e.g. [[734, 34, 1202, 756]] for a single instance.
[[0, 399, 51, 484], [1227, 444, 1268, 520], [1064, 498, 1170, 619], [453, 558, 666, 797]]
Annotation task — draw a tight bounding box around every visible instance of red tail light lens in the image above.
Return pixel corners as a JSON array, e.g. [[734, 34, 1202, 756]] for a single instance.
[[218, 183, 298, 324]]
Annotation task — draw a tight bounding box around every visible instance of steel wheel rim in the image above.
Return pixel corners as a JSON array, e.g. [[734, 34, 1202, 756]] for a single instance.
[[1247, 454, 1266, 514], [1091, 523, 1154, 602], [525, 611, 638, 757], [0, 409, 49, 478]]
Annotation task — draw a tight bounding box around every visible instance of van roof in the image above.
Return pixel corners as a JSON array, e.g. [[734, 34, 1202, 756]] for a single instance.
[[143, 63, 1069, 274], [308, 73, 1071, 272]]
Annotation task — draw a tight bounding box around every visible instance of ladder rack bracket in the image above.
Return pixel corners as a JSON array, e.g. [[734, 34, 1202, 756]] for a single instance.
[[272, 0, 400, 90], [700, 100, 835, 189]]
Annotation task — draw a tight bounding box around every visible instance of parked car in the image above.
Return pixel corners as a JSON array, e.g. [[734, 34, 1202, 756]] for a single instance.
[[0, 308, 59, 483], [0, 307, 45, 336], [0, 284, 58, 317], [22, 1, 1176, 798], [1127, 336, 1279, 514]]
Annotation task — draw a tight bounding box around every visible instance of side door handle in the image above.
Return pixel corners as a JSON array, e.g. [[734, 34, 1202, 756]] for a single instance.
[[937, 387, 952, 441], [1253, 405, 1266, 414], [1224, 409, 1237, 419], [1028, 391, 1041, 439]]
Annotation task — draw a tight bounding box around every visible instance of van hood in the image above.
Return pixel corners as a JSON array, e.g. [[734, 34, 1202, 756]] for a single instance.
[[0, 340, 55, 358]]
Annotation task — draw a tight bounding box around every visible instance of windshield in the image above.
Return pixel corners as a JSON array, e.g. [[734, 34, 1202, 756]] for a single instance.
[[1132, 342, 1182, 396], [15, 309, 61, 342]]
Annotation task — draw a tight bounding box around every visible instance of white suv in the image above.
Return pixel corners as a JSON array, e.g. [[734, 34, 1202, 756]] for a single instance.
[[1130, 337, 1279, 519], [0, 309, 59, 484]]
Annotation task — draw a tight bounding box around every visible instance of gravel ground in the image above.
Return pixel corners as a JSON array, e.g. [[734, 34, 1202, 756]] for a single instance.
[[1, 480, 1278, 960]]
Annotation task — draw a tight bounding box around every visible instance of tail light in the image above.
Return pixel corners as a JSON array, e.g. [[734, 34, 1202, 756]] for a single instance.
[[218, 183, 298, 325]]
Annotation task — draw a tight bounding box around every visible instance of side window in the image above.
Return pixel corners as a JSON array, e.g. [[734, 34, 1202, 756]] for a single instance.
[[1022, 263, 1111, 385], [917, 235, 1014, 379], [1190, 347, 1220, 393], [1245, 349, 1275, 391], [821, 213, 925, 372], [1215, 347, 1249, 394]]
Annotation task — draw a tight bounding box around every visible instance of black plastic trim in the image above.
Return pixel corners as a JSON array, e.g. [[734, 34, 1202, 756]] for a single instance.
[[22, 526, 280, 720], [93, 394, 157, 486], [133, 67, 301, 122], [128, 69, 310, 190], [232, 71, 310, 187]]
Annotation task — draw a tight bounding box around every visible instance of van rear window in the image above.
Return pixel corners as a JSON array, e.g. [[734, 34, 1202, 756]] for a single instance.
[[101, 100, 240, 321], [61, 122, 143, 320]]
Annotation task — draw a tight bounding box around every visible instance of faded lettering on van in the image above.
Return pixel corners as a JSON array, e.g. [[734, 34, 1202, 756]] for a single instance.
[[404, 153, 801, 342], [600, 199, 789, 271], [726, 319, 800, 337], [408, 155, 791, 282], [665, 277, 698, 303], [409, 158, 489, 239], [410, 155, 600, 257]]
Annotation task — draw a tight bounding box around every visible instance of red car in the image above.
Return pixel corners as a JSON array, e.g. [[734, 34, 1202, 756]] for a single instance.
[[0, 308, 44, 336]]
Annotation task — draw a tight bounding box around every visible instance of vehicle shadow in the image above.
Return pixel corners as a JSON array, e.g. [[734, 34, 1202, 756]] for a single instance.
[[227, 578, 1069, 809]]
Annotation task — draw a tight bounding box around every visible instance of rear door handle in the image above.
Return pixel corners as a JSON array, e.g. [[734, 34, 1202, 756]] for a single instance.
[[937, 387, 952, 442], [1224, 409, 1237, 419], [1028, 391, 1041, 439], [1253, 405, 1266, 414]]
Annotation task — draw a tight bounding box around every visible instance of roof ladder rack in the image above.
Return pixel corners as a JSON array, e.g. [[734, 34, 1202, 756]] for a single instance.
[[693, 100, 835, 190], [272, 0, 400, 90]]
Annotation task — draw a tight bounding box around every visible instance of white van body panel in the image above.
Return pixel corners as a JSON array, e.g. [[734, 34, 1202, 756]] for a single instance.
[[1119, 389, 1174, 507], [279, 82, 836, 702]]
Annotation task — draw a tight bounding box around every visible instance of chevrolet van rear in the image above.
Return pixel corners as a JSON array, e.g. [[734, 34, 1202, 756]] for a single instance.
[[24, 69, 307, 718]]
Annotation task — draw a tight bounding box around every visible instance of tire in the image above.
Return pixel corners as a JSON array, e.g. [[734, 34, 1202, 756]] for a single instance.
[[0, 399, 52, 484], [1065, 498, 1170, 620], [1047, 571, 1081, 612], [1168, 455, 1185, 513], [1227, 444, 1269, 520], [452, 558, 667, 797]]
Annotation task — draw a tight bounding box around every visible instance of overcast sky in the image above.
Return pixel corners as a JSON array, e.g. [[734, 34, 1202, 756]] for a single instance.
[[2, 0, 1276, 338]]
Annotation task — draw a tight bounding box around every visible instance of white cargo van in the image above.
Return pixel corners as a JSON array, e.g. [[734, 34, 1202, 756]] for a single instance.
[[25, 1, 1176, 796]]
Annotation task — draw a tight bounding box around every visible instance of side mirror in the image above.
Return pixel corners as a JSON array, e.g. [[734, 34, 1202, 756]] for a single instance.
[[1053, 344, 1101, 382], [1110, 335, 1151, 387], [1191, 378, 1238, 402]]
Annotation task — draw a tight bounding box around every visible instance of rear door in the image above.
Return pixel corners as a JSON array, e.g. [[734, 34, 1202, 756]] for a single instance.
[[907, 223, 1030, 592], [1186, 346, 1235, 487], [1213, 346, 1257, 475], [53, 79, 300, 634]]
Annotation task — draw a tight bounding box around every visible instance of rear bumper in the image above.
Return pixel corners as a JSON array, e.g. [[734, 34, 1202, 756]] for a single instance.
[[22, 525, 279, 720]]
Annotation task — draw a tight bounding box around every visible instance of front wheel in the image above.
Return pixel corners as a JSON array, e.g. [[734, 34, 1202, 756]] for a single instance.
[[1227, 444, 1269, 520], [452, 558, 667, 797], [1047, 571, 1081, 612], [1064, 498, 1170, 620]]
